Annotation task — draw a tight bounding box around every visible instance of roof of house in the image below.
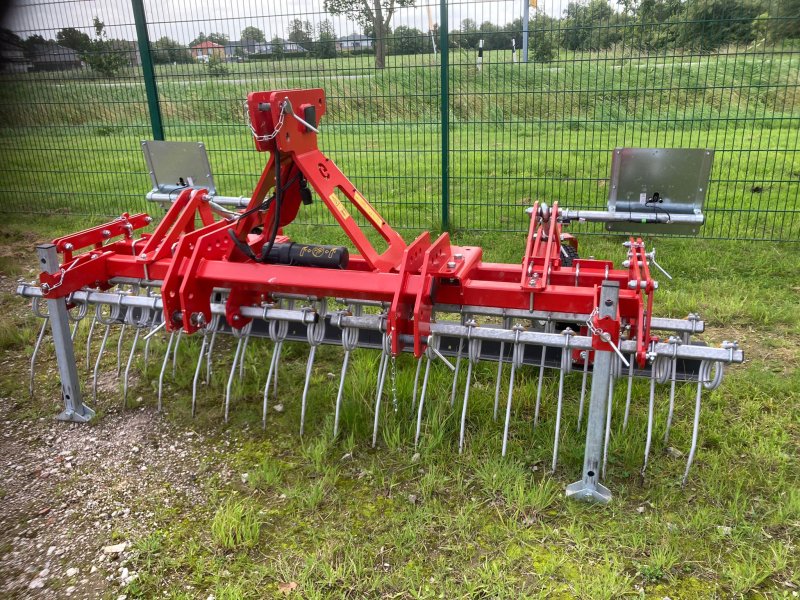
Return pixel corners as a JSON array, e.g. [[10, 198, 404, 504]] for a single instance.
[[191, 41, 224, 49], [338, 34, 371, 41], [30, 44, 80, 62]]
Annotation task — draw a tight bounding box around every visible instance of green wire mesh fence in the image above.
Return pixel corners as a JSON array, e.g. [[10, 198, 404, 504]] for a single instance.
[[0, 0, 797, 240]]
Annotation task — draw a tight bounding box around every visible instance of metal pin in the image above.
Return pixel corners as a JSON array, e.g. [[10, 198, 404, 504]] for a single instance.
[[93, 325, 111, 403], [158, 331, 176, 412], [122, 328, 141, 407], [414, 356, 433, 450], [577, 350, 589, 431], [300, 345, 317, 436], [493, 341, 505, 421], [225, 332, 246, 423], [333, 350, 351, 438], [191, 331, 208, 417], [449, 338, 463, 407], [623, 356, 634, 431], [30, 318, 49, 398], [534, 344, 547, 428]]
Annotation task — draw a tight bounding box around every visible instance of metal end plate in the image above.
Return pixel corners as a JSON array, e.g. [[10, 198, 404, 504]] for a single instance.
[[141, 140, 216, 198]]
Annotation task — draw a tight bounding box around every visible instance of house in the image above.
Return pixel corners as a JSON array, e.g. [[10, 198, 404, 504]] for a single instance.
[[336, 34, 373, 51], [264, 38, 306, 54], [30, 43, 82, 71], [107, 39, 141, 67], [191, 41, 224, 61], [224, 39, 259, 58], [0, 34, 32, 73]]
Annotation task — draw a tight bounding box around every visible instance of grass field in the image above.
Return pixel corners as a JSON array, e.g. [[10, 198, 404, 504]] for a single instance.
[[0, 213, 798, 598]]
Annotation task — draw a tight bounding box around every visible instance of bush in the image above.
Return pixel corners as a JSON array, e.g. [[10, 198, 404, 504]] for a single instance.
[[206, 54, 229, 76]]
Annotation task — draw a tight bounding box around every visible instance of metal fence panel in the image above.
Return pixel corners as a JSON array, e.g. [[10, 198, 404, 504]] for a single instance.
[[0, 0, 797, 241]]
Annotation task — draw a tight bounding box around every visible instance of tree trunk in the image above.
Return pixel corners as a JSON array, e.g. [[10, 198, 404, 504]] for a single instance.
[[373, 0, 386, 69]]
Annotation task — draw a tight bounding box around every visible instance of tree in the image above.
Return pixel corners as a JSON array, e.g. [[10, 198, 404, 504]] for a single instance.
[[314, 20, 337, 59], [152, 36, 191, 64], [561, 0, 619, 51], [269, 36, 284, 60], [458, 18, 482, 49], [323, 0, 417, 68], [56, 27, 91, 53], [241, 26, 265, 43], [389, 25, 425, 55], [675, 0, 761, 51], [479, 21, 507, 51], [287, 19, 313, 45], [189, 32, 229, 47], [84, 17, 128, 77]]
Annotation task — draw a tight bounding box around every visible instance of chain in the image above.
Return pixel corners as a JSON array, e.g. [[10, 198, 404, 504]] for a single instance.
[[245, 99, 286, 142], [585, 307, 630, 367]]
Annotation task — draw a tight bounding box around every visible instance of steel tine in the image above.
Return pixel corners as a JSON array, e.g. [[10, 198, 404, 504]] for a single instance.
[[171, 329, 183, 378], [158, 331, 176, 412], [93, 324, 111, 403], [191, 331, 209, 418], [552, 331, 573, 472], [205, 324, 219, 383], [577, 350, 589, 431], [534, 344, 547, 428], [375, 350, 388, 400], [414, 356, 433, 450], [411, 356, 423, 413], [261, 343, 279, 429], [502, 326, 523, 458], [238, 331, 251, 382], [122, 327, 141, 407], [272, 340, 281, 398], [449, 337, 463, 407], [642, 362, 657, 476], [85, 314, 97, 372], [299, 345, 317, 436], [682, 378, 704, 487], [142, 315, 160, 369], [372, 349, 389, 447], [333, 350, 351, 438], [224, 332, 245, 423], [493, 341, 505, 421], [664, 351, 678, 444], [602, 363, 617, 478], [458, 358, 474, 454], [115, 324, 126, 377], [30, 317, 49, 398], [623, 355, 634, 431]]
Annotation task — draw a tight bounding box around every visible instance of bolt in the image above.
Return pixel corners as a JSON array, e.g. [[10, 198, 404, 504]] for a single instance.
[[64, 243, 74, 251], [232, 314, 240, 321], [41, 283, 50, 294], [605, 299, 613, 306], [101, 230, 111, 239], [454, 253, 464, 261], [190, 312, 206, 326], [144, 216, 153, 224], [446, 261, 456, 269]]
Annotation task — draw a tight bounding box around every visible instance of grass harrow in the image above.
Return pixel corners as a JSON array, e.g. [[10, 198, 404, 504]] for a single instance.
[[17, 88, 743, 503]]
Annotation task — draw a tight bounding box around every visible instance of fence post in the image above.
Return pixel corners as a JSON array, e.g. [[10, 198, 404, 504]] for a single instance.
[[131, 0, 164, 140], [439, 0, 449, 231]]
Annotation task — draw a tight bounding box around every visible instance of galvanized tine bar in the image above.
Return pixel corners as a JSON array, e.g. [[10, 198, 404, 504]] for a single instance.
[[534, 322, 552, 428], [30, 317, 49, 398], [449, 337, 464, 408], [191, 328, 209, 418], [300, 301, 326, 436], [502, 326, 524, 457], [683, 359, 723, 486], [372, 332, 391, 447], [552, 329, 574, 473], [622, 355, 634, 431], [333, 305, 360, 438], [158, 331, 176, 412], [225, 322, 252, 423], [577, 350, 590, 431], [663, 337, 680, 444], [171, 329, 183, 378], [458, 320, 481, 454]]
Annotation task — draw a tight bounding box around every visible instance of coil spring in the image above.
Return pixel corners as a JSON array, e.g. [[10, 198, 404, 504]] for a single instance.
[[340, 304, 361, 352], [698, 359, 724, 390]]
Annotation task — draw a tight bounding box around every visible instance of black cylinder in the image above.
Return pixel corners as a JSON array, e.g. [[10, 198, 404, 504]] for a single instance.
[[264, 242, 349, 269]]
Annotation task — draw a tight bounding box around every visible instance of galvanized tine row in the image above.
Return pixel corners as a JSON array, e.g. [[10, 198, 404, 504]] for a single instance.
[[263, 302, 291, 428], [332, 304, 361, 438], [300, 300, 327, 436], [458, 320, 482, 454], [225, 321, 253, 422]]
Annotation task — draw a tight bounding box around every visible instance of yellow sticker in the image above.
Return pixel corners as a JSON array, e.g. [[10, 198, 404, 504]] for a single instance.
[[328, 192, 350, 220], [353, 191, 384, 226]]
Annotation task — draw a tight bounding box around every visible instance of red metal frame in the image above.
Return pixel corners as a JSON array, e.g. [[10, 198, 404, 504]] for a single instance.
[[38, 88, 659, 367]]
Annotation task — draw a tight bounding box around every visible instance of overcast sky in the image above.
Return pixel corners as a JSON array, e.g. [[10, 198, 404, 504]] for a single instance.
[[5, 0, 567, 43]]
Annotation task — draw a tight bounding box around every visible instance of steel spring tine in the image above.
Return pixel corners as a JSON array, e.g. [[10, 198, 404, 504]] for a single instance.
[[68, 299, 87, 342], [534, 341, 548, 428], [333, 350, 351, 438], [85, 313, 97, 372], [158, 331, 176, 412], [458, 322, 480, 454], [192, 331, 209, 418], [493, 341, 505, 421], [683, 360, 723, 486], [30, 317, 49, 398], [333, 305, 360, 438], [115, 324, 126, 377], [300, 302, 327, 436], [502, 326, 524, 457], [664, 338, 680, 444], [205, 320, 219, 383], [225, 330, 246, 423], [449, 337, 464, 408], [623, 355, 635, 431], [577, 350, 590, 431], [171, 329, 183, 378], [122, 327, 141, 408], [411, 356, 423, 414], [93, 324, 111, 404], [372, 334, 391, 447], [262, 344, 279, 429], [274, 299, 294, 396], [602, 355, 622, 479], [642, 355, 659, 476], [414, 333, 438, 450], [238, 329, 251, 382], [552, 330, 574, 472]]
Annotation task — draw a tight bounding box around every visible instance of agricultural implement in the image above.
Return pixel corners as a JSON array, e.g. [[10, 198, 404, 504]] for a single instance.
[[18, 88, 742, 503]]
